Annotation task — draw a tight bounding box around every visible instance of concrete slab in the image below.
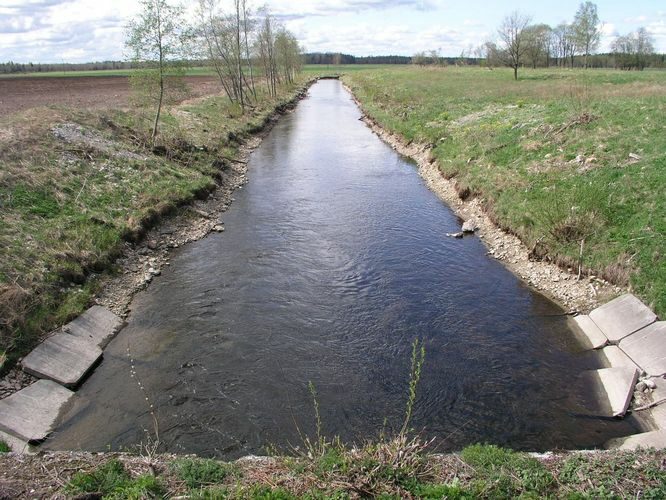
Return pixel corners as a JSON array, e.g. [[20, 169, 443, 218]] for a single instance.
[[21, 333, 102, 387], [0, 380, 74, 442], [594, 367, 639, 417], [0, 429, 37, 454], [589, 293, 657, 343], [600, 346, 642, 373], [606, 429, 666, 450], [572, 315, 608, 349], [620, 322, 666, 377], [577, 368, 638, 417], [62, 305, 124, 349]]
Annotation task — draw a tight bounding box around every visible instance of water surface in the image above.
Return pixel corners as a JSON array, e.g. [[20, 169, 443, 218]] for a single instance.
[[48, 81, 636, 457]]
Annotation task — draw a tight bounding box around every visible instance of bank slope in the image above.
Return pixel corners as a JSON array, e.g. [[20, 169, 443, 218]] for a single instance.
[[0, 78, 311, 372], [343, 67, 665, 317]]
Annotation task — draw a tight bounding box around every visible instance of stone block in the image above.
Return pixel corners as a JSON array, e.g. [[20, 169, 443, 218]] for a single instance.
[[598, 367, 639, 417], [606, 429, 666, 450], [0, 380, 74, 442], [572, 315, 608, 349], [589, 293, 657, 342], [600, 346, 642, 373], [62, 305, 124, 349], [581, 367, 639, 418], [620, 322, 666, 377], [22, 333, 102, 387]]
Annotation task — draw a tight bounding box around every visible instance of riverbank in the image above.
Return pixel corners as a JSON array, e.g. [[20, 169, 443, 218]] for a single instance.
[[0, 77, 312, 383], [346, 86, 620, 315], [1, 444, 664, 498], [342, 67, 665, 318]]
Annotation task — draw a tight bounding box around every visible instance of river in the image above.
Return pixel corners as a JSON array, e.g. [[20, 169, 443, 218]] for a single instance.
[[47, 80, 637, 457]]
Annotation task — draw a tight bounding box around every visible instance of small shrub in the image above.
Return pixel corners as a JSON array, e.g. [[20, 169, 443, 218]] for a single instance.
[[0, 440, 10, 453], [559, 451, 666, 498], [65, 459, 164, 498], [172, 457, 236, 490], [461, 444, 554, 498], [66, 459, 129, 495], [411, 481, 475, 499], [108, 474, 164, 499], [244, 485, 296, 499]]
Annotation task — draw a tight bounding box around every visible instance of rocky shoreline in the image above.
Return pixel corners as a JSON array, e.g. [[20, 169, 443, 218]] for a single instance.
[[344, 84, 625, 315], [0, 83, 312, 401]]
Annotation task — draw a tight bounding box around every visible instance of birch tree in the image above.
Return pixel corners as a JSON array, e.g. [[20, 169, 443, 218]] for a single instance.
[[126, 0, 187, 143], [572, 1, 601, 68]]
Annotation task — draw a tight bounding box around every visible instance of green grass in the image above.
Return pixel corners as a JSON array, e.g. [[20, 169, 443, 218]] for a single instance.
[[343, 66, 666, 315], [172, 457, 238, 490], [43, 446, 666, 498], [461, 444, 554, 498], [0, 76, 310, 371], [0, 440, 10, 453], [65, 458, 165, 498]]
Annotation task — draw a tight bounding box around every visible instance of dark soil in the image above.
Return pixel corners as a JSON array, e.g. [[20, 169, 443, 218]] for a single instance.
[[0, 75, 220, 116]]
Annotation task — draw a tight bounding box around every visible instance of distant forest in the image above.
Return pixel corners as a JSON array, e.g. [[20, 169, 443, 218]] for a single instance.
[[1, 52, 665, 75], [303, 51, 666, 69]]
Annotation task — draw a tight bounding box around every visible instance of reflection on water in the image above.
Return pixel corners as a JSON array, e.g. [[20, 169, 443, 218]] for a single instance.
[[48, 80, 637, 457]]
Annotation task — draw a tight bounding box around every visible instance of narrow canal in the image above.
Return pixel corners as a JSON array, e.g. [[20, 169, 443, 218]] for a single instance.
[[48, 80, 637, 457]]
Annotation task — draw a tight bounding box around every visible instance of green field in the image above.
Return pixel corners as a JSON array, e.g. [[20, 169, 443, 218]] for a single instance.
[[342, 66, 665, 316]]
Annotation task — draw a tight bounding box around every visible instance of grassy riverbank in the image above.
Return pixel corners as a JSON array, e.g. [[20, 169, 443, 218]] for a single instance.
[[1, 444, 664, 498], [343, 67, 665, 317], [0, 77, 309, 370]]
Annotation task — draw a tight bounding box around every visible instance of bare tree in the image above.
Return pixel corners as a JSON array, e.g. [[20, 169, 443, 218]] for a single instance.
[[523, 24, 552, 68], [196, 0, 254, 111], [256, 9, 278, 96], [126, 0, 187, 143], [552, 23, 577, 68], [275, 28, 301, 84], [497, 11, 532, 80], [612, 27, 655, 70], [572, 1, 601, 68]]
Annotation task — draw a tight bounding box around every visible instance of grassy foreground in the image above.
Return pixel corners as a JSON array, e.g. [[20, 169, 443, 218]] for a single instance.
[[0, 77, 309, 370], [343, 67, 666, 316], [1, 443, 664, 498]]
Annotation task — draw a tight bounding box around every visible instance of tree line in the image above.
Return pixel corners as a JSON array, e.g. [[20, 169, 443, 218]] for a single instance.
[[0, 61, 137, 74], [126, 0, 303, 142], [304, 53, 412, 65], [483, 2, 660, 79]]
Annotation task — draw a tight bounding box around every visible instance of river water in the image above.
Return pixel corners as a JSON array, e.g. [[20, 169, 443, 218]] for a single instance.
[[48, 80, 637, 457]]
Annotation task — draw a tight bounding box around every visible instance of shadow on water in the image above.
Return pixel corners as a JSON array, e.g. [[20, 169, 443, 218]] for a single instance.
[[47, 80, 638, 458]]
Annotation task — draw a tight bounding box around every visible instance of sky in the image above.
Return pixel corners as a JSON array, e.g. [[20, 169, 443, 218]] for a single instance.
[[0, 0, 665, 64]]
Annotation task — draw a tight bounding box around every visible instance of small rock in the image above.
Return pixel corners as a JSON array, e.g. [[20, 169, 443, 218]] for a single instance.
[[462, 219, 478, 233], [213, 224, 225, 232], [628, 153, 642, 161], [636, 381, 647, 392], [146, 240, 158, 250], [645, 379, 657, 390], [575, 154, 585, 164]]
